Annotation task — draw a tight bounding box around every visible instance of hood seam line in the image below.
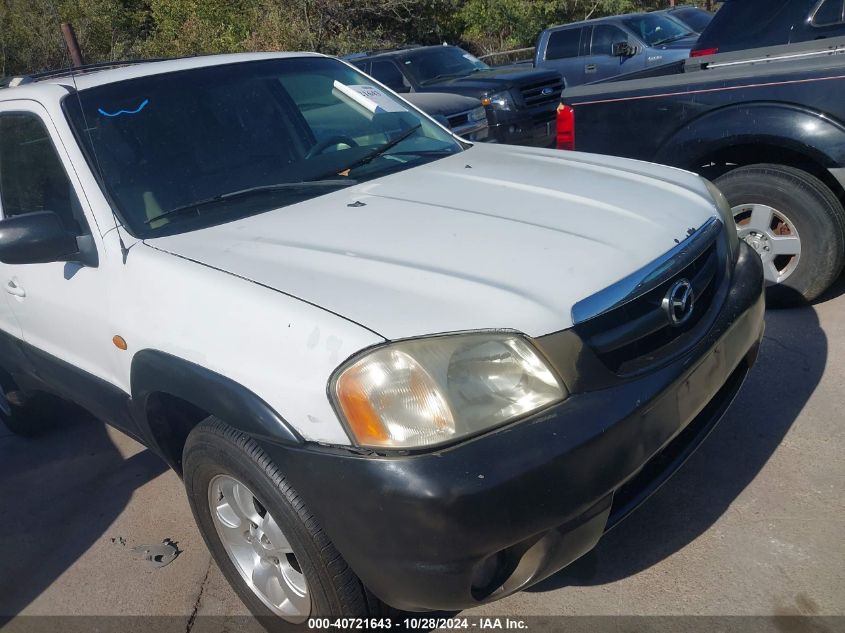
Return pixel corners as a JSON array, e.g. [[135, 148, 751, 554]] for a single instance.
[[142, 241, 388, 341]]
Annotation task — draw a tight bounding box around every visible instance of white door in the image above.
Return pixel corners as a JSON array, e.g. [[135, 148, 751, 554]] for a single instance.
[[0, 101, 117, 414], [0, 138, 21, 343], [0, 275, 22, 341]]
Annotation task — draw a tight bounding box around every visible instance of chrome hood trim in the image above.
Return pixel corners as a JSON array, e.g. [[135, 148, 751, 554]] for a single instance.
[[572, 217, 723, 325]]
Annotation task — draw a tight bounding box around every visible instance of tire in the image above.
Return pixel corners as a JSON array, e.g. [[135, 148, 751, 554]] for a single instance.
[[0, 376, 68, 437], [183, 417, 382, 629], [714, 164, 845, 307]]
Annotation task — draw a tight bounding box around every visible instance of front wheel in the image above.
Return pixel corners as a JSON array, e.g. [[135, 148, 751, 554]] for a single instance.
[[183, 418, 382, 627], [714, 164, 845, 307]]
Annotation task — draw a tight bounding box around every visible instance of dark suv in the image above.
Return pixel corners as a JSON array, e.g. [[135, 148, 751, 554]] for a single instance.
[[692, 0, 845, 56], [345, 46, 564, 147], [659, 5, 714, 33]]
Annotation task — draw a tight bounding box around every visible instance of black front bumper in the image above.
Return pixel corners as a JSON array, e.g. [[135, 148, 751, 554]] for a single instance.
[[258, 243, 765, 612], [488, 107, 556, 147]]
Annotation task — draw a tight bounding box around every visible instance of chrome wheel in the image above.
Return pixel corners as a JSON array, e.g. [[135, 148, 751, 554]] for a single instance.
[[732, 203, 801, 285], [208, 475, 310, 621]]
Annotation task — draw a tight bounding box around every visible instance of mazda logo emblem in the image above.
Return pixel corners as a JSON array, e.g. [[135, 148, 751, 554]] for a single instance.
[[662, 279, 695, 326], [541, 87, 554, 96]]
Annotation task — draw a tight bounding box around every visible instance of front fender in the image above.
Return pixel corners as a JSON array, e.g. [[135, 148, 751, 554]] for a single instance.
[[130, 349, 303, 447], [655, 102, 845, 169]]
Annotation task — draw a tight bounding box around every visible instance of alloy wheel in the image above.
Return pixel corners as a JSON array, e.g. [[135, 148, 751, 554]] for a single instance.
[[732, 203, 801, 285], [208, 474, 311, 621]]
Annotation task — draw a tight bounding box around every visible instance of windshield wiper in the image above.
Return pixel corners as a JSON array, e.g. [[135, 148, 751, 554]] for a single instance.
[[420, 73, 466, 85], [317, 125, 422, 180], [143, 179, 357, 226], [385, 149, 457, 157], [654, 32, 693, 45]]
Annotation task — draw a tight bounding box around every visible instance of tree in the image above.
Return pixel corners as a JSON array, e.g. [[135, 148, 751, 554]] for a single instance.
[[458, 0, 670, 54], [1, 0, 68, 74], [0, 0, 710, 76]]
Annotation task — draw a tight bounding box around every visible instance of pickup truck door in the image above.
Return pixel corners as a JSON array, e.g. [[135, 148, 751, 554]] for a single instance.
[[540, 26, 587, 87], [0, 101, 121, 423], [583, 24, 646, 82]]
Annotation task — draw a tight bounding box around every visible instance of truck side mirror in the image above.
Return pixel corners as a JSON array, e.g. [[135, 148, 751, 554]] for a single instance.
[[612, 42, 634, 57], [0, 211, 84, 265]]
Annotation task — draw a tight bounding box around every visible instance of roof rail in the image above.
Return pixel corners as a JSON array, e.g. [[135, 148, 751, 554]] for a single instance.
[[685, 37, 845, 72], [0, 58, 169, 89]]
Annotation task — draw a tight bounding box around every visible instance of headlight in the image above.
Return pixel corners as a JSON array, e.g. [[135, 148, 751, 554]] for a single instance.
[[482, 91, 516, 111], [469, 105, 488, 123], [331, 333, 566, 449], [703, 178, 739, 257]]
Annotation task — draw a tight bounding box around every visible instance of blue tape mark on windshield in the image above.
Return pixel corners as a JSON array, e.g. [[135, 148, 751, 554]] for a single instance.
[[97, 99, 149, 117]]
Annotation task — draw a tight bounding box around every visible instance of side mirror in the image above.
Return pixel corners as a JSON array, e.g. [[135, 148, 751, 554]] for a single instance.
[[0, 211, 84, 265], [612, 41, 634, 57]]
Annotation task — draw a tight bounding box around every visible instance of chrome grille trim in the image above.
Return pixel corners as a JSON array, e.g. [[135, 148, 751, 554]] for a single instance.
[[519, 79, 565, 108], [572, 217, 723, 326]]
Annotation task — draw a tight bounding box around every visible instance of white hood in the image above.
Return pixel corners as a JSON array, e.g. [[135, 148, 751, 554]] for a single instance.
[[146, 143, 719, 339]]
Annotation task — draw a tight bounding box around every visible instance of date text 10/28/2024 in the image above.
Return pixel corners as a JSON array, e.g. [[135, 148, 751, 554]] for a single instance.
[[308, 618, 529, 630]]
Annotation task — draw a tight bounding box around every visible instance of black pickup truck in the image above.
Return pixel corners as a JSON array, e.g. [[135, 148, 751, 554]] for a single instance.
[[346, 46, 564, 147], [557, 39, 845, 306]]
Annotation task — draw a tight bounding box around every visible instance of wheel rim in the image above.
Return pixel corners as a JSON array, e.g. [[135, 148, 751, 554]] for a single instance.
[[208, 475, 310, 621], [732, 203, 801, 285]]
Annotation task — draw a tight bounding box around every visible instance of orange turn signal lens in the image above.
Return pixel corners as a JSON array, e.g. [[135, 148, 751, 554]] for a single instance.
[[334, 348, 455, 448], [480, 97, 492, 106], [332, 335, 563, 449], [335, 370, 390, 445]]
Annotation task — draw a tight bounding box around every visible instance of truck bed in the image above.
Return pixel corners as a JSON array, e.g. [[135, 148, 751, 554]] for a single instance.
[[561, 39, 845, 165]]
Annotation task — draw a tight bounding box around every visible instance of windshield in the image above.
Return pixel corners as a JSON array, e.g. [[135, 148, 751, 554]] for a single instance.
[[670, 8, 713, 33], [64, 57, 463, 238], [695, 0, 811, 51], [400, 47, 490, 85], [622, 14, 693, 45]]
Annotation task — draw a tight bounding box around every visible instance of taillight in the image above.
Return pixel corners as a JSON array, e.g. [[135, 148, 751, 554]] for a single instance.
[[690, 47, 718, 58], [556, 103, 575, 151]]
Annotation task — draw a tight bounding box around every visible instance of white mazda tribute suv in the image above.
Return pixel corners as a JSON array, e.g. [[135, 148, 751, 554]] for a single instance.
[[0, 53, 764, 623]]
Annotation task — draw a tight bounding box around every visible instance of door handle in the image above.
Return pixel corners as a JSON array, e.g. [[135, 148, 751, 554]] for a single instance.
[[585, 64, 597, 73], [6, 280, 25, 298]]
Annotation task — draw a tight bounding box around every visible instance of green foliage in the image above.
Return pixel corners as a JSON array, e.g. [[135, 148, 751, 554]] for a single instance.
[[1, 0, 67, 74], [0, 0, 709, 76], [458, 0, 684, 53], [145, 0, 256, 56]]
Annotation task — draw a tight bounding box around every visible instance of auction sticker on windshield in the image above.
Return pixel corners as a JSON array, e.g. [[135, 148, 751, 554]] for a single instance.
[[333, 81, 408, 114]]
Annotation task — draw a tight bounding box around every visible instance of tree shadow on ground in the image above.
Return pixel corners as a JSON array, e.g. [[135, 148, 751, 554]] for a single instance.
[[0, 407, 167, 620]]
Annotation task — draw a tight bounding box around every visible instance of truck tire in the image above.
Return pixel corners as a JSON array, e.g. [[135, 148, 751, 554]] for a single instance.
[[714, 164, 845, 307], [183, 417, 383, 627]]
